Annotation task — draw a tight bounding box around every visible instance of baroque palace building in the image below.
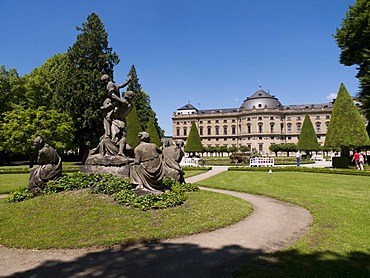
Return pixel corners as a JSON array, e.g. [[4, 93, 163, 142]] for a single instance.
[[172, 88, 334, 155]]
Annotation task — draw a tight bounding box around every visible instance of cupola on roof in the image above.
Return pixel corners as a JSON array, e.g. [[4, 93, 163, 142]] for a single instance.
[[240, 89, 282, 110]]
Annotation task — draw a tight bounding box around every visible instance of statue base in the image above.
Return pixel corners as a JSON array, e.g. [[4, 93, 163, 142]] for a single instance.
[[79, 164, 131, 179]]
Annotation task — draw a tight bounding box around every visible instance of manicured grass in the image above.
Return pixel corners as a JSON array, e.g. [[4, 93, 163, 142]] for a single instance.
[[0, 189, 252, 249], [0, 173, 29, 194], [197, 171, 370, 277]]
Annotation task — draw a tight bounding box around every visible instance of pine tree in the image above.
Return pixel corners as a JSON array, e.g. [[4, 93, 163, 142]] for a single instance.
[[325, 83, 370, 155], [297, 114, 319, 155], [146, 117, 161, 147], [126, 105, 142, 149], [61, 13, 120, 159], [184, 122, 203, 154], [127, 65, 164, 136]]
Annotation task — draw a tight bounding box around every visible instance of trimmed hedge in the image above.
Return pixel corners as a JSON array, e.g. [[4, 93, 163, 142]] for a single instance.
[[228, 166, 370, 176]]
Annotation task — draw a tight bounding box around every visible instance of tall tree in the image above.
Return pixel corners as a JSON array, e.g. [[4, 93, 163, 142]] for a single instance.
[[184, 122, 203, 154], [125, 105, 142, 149], [0, 66, 23, 119], [325, 83, 369, 155], [22, 53, 69, 110], [61, 13, 120, 160], [335, 0, 370, 119], [146, 117, 161, 147], [297, 114, 319, 155], [126, 65, 164, 136]]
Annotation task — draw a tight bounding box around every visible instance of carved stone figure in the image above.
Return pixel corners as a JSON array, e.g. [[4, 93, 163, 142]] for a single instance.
[[130, 132, 165, 193], [84, 74, 135, 166], [162, 139, 185, 183], [28, 136, 62, 195]]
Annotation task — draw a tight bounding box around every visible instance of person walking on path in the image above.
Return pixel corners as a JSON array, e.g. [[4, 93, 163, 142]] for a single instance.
[[352, 150, 361, 170], [295, 150, 301, 166]]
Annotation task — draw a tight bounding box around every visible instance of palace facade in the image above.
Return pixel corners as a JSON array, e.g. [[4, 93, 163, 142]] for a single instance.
[[172, 88, 334, 155]]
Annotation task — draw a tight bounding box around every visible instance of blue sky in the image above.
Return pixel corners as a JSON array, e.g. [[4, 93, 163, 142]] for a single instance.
[[0, 0, 357, 135]]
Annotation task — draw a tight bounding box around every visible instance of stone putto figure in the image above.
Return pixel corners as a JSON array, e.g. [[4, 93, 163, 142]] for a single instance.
[[85, 74, 135, 165], [28, 136, 62, 195]]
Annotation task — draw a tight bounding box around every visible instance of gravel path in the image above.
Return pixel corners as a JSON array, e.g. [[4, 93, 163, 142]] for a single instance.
[[0, 166, 312, 277]]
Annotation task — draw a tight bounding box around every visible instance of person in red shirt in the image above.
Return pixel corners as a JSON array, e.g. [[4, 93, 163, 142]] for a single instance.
[[352, 150, 361, 170]]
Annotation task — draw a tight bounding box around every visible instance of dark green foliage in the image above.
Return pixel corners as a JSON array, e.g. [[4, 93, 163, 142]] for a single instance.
[[297, 114, 319, 152], [126, 105, 142, 149], [127, 65, 164, 136], [335, 0, 370, 119], [146, 117, 161, 146], [268, 143, 297, 156], [184, 122, 203, 153], [325, 83, 369, 148]]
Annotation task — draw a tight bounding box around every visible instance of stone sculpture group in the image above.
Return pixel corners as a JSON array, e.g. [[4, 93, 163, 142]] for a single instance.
[[29, 73, 186, 195]]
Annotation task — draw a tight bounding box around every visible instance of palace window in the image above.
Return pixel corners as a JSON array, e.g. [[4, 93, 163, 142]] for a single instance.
[[287, 123, 292, 133], [207, 126, 211, 135], [297, 123, 302, 133], [316, 122, 321, 133], [223, 126, 228, 135], [232, 125, 236, 135], [258, 123, 263, 133], [199, 127, 203, 136], [270, 122, 275, 133], [176, 128, 180, 136], [215, 126, 220, 135], [183, 127, 187, 136], [247, 124, 251, 134]]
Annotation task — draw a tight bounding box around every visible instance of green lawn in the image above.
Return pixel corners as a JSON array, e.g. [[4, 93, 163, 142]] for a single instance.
[[197, 171, 370, 277], [0, 173, 29, 194], [0, 189, 252, 249]]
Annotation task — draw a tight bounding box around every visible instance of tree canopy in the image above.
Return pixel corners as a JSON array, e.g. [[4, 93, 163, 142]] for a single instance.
[[184, 122, 203, 153], [335, 0, 370, 119], [297, 114, 319, 153], [325, 83, 369, 149], [1, 106, 75, 165]]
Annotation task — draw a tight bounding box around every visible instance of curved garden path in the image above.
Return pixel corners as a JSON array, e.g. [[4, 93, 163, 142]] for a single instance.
[[0, 166, 312, 277]]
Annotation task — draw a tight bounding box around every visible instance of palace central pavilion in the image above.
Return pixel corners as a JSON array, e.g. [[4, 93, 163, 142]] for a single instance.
[[172, 88, 333, 155]]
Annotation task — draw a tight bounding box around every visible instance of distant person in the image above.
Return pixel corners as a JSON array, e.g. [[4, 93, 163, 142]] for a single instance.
[[295, 150, 301, 166], [359, 152, 365, 170], [352, 150, 360, 170]]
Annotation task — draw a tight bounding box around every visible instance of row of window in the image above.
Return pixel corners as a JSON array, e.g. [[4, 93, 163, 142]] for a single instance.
[[176, 122, 328, 136], [175, 115, 330, 125]]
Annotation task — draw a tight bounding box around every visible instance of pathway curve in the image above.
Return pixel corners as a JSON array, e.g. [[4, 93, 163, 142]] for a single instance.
[[0, 166, 312, 277]]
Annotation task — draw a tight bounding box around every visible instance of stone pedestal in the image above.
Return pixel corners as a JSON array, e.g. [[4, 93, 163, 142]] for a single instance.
[[79, 164, 131, 179]]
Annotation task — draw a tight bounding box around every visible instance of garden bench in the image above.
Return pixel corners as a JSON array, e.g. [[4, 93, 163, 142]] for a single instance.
[[249, 157, 274, 167]]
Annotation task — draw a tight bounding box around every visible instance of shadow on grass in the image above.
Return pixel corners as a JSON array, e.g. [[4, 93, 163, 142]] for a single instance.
[[235, 249, 370, 277], [7, 242, 369, 278]]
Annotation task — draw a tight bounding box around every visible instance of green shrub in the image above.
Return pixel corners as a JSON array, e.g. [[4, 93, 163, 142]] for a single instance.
[[7, 188, 33, 203], [7, 172, 199, 211]]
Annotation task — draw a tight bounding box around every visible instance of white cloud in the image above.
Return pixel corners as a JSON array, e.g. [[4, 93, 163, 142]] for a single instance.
[[327, 93, 337, 100]]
